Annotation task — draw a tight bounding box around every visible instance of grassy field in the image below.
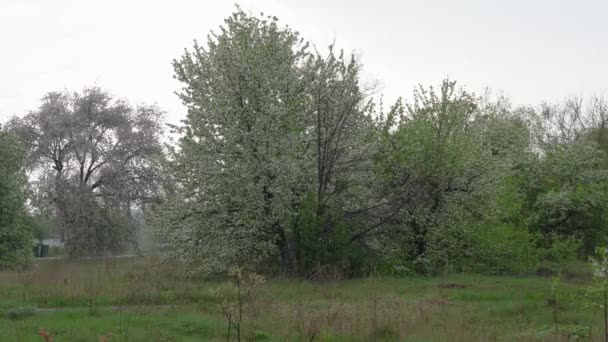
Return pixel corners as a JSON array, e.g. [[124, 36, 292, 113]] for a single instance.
[[0, 256, 604, 341]]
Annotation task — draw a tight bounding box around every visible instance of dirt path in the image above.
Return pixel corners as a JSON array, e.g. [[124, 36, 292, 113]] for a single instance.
[[33, 304, 184, 313]]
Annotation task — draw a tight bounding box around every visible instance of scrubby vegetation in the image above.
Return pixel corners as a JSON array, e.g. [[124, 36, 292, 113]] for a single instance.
[[0, 256, 607, 341]]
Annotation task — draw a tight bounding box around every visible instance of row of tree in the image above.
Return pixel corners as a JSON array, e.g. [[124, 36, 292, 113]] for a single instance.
[[2, 9, 608, 277], [154, 10, 608, 277]]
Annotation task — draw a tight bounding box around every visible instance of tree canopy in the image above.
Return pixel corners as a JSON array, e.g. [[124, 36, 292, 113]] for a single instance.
[[8, 88, 166, 256], [153, 9, 608, 278], [0, 126, 32, 268]]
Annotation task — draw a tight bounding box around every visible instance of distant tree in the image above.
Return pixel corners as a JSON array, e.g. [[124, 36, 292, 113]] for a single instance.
[[519, 95, 608, 258], [8, 87, 166, 256], [0, 126, 33, 268], [521, 138, 608, 257], [536, 94, 608, 151]]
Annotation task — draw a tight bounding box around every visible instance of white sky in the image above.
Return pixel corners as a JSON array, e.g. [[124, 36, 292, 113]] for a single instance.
[[1, 0, 607, 126]]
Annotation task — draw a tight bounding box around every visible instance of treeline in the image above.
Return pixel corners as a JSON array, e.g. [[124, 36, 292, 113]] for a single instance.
[[2, 9, 608, 278]]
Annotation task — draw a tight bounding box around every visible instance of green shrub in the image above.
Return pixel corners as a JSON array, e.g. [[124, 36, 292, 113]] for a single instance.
[[289, 192, 366, 278], [466, 223, 537, 275], [415, 224, 473, 275], [536, 235, 582, 264]]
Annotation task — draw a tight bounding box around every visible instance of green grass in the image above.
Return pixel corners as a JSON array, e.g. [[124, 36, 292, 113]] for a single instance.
[[1, 307, 224, 341], [0, 257, 605, 341]]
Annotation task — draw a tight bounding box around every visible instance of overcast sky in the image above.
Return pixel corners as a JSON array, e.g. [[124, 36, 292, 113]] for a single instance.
[[1, 0, 607, 126]]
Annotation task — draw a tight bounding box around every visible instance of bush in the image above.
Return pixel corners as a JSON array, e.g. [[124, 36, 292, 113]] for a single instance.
[[413, 223, 537, 275], [415, 224, 473, 275], [289, 192, 366, 278], [466, 223, 537, 275], [535, 235, 582, 264]]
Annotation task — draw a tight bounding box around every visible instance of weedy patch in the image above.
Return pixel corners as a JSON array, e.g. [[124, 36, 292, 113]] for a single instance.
[[368, 325, 400, 341], [0, 258, 604, 341], [532, 323, 591, 340], [5, 306, 35, 320]]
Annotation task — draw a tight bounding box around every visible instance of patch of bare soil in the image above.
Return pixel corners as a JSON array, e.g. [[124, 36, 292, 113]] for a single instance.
[[437, 283, 470, 289]]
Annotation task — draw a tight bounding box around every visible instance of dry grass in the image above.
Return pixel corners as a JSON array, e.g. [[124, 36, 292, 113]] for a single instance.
[[0, 256, 215, 308]]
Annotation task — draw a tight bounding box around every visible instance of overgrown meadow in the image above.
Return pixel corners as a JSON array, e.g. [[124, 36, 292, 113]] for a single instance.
[[0, 256, 606, 341]]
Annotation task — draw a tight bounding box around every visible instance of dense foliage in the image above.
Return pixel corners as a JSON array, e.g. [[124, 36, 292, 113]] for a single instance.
[[0, 127, 33, 268], [151, 9, 608, 278], [155, 10, 375, 277], [8, 88, 166, 257]]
